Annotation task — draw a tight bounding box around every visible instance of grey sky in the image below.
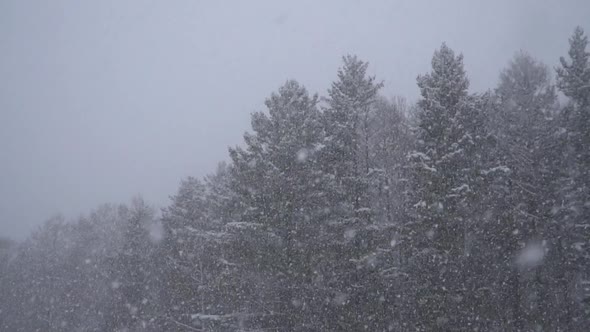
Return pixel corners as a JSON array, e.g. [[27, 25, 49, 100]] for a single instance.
[[1, 0, 589, 239]]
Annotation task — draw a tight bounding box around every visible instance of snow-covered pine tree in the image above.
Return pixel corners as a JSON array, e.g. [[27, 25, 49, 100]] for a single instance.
[[159, 177, 234, 331], [229, 80, 328, 331], [204, 162, 241, 226], [360, 96, 414, 330], [555, 26, 590, 328], [457, 91, 512, 329], [490, 52, 559, 330], [319, 55, 388, 330], [404, 43, 487, 331], [369, 96, 413, 226], [323, 55, 383, 223], [107, 197, 156, 331], [6, 217, 73, 331]]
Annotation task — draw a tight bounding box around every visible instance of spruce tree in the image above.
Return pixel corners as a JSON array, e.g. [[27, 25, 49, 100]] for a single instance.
[[320, 55, 387, 330], [491, 52, 559, 330], [404, 43, 486, 330], [555, 26, 590, 328], [229, 80, 327, 330], [107, 197, 156, 331]]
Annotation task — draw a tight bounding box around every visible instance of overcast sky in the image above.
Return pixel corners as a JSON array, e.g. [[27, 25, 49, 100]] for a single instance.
[[1, 0, 589, 239]]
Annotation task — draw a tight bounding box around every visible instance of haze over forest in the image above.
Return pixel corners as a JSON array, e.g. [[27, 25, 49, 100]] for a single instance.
[[1, 1, 590, 331]]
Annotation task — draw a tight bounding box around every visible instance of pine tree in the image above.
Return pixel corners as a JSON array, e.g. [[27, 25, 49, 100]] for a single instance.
[[229, 80, 328, 331], [369, 96, 413, 225], [317, 55, 388, 330], [107, 197, 156, 331], [557, 27, 590, 106], [555, 26, 590, 328], [404, 43, 486, 330], [487, 52, 558, 330], [323, 55, 383, 223], [204, 162, 242, 225], [159, 177, 233, 330]]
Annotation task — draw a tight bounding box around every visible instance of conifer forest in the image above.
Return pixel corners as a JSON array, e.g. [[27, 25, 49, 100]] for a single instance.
[[1, 9, 590, 332]]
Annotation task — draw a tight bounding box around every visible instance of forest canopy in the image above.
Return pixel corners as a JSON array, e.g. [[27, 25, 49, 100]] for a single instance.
[[1, 27, 590, 332]]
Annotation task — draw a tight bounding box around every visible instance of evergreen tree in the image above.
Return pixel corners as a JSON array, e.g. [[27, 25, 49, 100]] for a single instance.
[[369, 96, 413, 225], [229, 80, 328, 331], [159, 177, 234, 331], [323, 55, 383, 223], [106, 197, 156, 331], [319, 55, 390, 330], [404, 43, 486, 330], [555, 26, 590, 328], [487, 52, 558, 330]]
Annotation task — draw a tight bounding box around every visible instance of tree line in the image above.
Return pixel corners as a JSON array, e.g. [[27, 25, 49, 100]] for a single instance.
[[1, 27, 589, 331]]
